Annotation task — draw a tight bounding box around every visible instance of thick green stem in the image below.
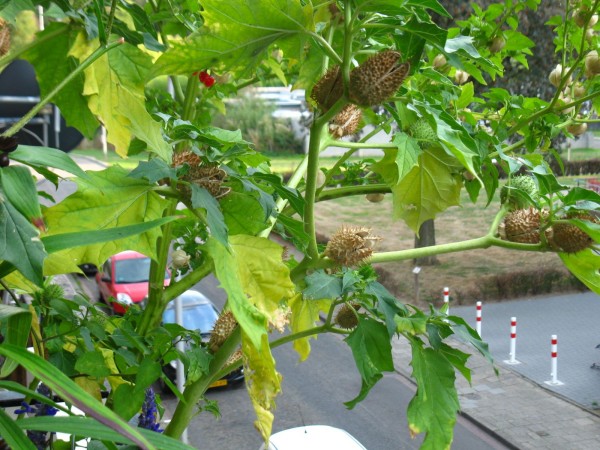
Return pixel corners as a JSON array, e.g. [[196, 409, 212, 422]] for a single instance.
[[164, 327, 241, 438], [2, 38, 124, 138], [181, 75, 199, 122], [105, 0, 119, 38], [317, 184, 391, 201], [162, 260, 213, 301]]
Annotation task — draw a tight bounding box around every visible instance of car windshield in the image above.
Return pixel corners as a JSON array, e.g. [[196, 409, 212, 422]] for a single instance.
[[163, 303, 218, 333], [114, 258, 151, 283]]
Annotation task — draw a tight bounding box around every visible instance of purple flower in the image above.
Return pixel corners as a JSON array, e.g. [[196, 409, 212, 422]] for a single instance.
[[138, 388, 163, 433], [14, 384, 58, 449]]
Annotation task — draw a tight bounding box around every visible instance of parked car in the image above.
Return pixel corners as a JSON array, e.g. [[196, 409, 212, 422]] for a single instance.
[[161, 289, 244, 390], [95, 250, 170, 314], [259, 425, 368, 450]]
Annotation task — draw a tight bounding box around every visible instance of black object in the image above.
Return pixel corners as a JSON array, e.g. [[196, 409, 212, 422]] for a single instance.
[[0, 60, 84, 151]]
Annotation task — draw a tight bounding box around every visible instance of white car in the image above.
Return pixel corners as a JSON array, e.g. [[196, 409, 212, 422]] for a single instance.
[[259, 425, 368, 450]]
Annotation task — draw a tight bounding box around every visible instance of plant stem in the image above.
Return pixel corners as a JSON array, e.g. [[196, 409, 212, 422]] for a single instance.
[[105, 0, 119, 38], [1, 38, 124, 138], [164, 327, 241, 439], [317, 184, 391, 201]]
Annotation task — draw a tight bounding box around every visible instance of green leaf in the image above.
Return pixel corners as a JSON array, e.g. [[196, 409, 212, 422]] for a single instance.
[[449, 316, 495, 371], [289, 293, 332, 361], [391, 148, 463, 233], [0, 166, 43, 228], [128, 159, 178, 183], [41, 217, 178, 254], [17, 416, 195, 450], [24, 23, 99, 139], [75, 350, 111, 378], [0, 305, 32, 377], [560, 249, 600, 295], [407, 340, 459, 450], [185, 347, 212, 384], [365, 281, 408, 337], [42, 166, 168, 274], [206, 238, 267, 350], [220, 191, 267, 236], [0, 0, 35, 23], [113, 384, 145, 420], [303, 270, 343, 300], [0, 194, 46, 285], [10, 145, 90, 181], [0, 344, 157, 450], [151, 0, 314, 78], [405, 0, 451, 17], [395, 312, 427, 335], [0, 408, 37, 450], [70, 36, 171, 160], [344, 317, 394, 409], [190, 185, 228, 247], [401, 16, 447, 49], [370, 134, 421, 186], [456, 82, 474, 110]]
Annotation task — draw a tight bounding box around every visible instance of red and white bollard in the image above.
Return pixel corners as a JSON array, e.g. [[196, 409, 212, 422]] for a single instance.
[[475, 301, 482, 337], [504, 316, 520, 365], [443, 287, 450, 314], [545, 334, 564, 386]]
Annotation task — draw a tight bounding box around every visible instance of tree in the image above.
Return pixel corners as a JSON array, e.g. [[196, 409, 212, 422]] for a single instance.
[[1, 1, 600, 449]]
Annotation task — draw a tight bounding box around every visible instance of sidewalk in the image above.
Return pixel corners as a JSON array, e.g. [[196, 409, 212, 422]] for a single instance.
[[391, 330, 600, 449]]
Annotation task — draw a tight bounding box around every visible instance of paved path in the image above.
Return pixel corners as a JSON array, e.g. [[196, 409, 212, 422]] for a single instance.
[[391, 292, 600, 449]]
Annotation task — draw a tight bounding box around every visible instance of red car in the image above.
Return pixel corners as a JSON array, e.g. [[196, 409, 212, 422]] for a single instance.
[[96, 251, 170, 314]]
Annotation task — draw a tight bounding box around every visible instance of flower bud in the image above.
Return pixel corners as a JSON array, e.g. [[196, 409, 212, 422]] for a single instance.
[[171, 249, 190, 269], [489, 36, 506, 53], [549, 64, 571, 87], [567, 122, 588, 136], [585, 50, 600, 76], [573, 82, 586, 98], [556, 93, 575, 114], [454, 70, 469, 85], [432, 54, 447, 69]]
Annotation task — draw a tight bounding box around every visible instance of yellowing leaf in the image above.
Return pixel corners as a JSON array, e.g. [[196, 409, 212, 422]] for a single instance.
[[242, 332, 282, 444], [69, 34, 170, 160], [42, 166, 168, 274], [230, 235, 295, 324], [206, 238, 268, 350], [289, 293, 331, 361], [392, 148, 462, 233], [74, 376, 103, 401]]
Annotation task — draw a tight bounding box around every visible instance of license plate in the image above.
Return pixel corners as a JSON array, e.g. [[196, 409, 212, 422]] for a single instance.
[[210, 379, 227, 388]]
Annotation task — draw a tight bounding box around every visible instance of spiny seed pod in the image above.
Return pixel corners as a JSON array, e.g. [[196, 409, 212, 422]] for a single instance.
[[208, 311, 238, 353], [550, 214, 596, 253], [171, 249, 190, 269], [0, 18, 10, 57], [172, 150, 230, 199], [432, 54, 447, 69], [225, 349, 244, 367], [328, 104, 362, 137], [409, 119, 437, 148], [311, 65, 343, 112], [585, 51, 600, 76], [567, 122, 588, 136], [172, 150, 203, 168], [489, 36, 506, 53], [349, 50, 410, 107], [334, 303, 361, 329], [365, 193, 385, 203], [502, 208, 542, 244], [500, 175, 539, 209], [325, 225, 381, 267]]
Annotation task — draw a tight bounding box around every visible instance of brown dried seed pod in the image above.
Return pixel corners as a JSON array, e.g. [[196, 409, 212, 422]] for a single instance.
[[325, 225, 381, 266], [172, 150, 203, 168], [0, 18, 10, 57], [311, 65, 344, 112], [208, 310, 238, 353], [550, 214, 596, 253], [334, 303, 361, 329], [328, 104, 362, 138], [349, 50, 410, 107], [503, 208, 542, 244]]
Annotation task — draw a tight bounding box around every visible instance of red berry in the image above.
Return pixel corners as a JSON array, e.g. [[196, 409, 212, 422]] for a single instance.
[[202, 75, 215, 88]]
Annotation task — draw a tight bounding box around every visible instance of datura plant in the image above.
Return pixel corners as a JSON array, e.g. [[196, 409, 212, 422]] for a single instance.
[[1, 0, 600, 449]]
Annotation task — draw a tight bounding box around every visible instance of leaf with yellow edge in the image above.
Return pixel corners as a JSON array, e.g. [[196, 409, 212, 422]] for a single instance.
[[74, 376, 103, 402], [42, 166, 169, 275], [69, 34, 171, 160], [392, 147, 463, 234], [230, 235, 295, 325], [206, 238, 267, 350], [288, 293, 331, 361], [100, 348, 130, 392], [242, 332, 282, 444]]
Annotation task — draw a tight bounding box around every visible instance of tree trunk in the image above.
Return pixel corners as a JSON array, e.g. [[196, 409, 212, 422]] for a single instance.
[[414, 219, 439, 266]]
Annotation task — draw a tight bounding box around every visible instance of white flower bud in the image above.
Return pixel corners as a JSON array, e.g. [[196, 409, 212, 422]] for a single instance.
[[432, 54, 447, 69], [567, 122, 588, 136], [549, 64, 570, 88], [585, 50, 600, 76], [171, 249, 191, 269], [454, 69, 469, 85]]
